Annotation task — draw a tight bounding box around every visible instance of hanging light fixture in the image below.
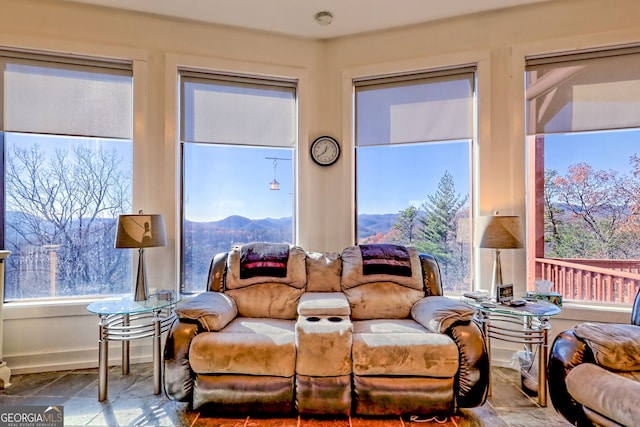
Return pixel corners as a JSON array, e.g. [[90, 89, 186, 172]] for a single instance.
[[269, 157, 280, 190], [265, 156, 291, 191]]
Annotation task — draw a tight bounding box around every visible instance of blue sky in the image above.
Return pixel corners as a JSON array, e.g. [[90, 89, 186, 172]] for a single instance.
[[183, 143, 294, 222], [183, 139, 470, 221], [182, 127, 638, 221], [356, 140, 470, 215], [8, 128, 638, 223], [544, 128, 640, 174]]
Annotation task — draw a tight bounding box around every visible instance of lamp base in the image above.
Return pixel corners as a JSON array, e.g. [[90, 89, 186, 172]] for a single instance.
[[134, 248, 148, 301], [491, 248, 503, 299]]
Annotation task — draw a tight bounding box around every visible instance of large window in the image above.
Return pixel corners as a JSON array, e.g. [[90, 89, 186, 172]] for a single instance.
[[1, 51, 134, 301], [354, 68, 475, 294], [180, 72, 297, 293], [526, 46, 640, 304]]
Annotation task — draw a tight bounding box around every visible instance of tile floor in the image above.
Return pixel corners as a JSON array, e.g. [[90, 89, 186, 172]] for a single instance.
[[0, 364, 573, 427]]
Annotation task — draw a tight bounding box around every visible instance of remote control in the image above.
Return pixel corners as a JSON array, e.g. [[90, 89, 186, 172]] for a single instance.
[[509, 299, 526, 307]]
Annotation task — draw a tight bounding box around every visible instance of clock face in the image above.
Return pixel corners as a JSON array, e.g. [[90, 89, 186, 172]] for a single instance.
[[311, 136, 340, 166]]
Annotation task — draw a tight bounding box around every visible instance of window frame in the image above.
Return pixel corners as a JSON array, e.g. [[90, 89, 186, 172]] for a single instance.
[[352, 66, 477, 294], [177, 68, 299, 294], [0, 48, 137, 302], [525, 44, 640, 305]]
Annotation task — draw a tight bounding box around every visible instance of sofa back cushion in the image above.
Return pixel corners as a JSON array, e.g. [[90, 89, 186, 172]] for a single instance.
[[305, 251, 342, 292], [225, 243, 306, 319], [341, 244, 425, 319]]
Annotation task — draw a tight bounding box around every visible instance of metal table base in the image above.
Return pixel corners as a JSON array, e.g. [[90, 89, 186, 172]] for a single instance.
[[463, 298, 560, 407], [476, 310, 551, 406], [96, 307, 176, 401]]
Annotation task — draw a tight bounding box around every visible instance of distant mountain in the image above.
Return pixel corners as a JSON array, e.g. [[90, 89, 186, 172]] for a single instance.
[[212, 215, 253, 230], [357, 213, 397, 238], [183, 213, 399, 248]]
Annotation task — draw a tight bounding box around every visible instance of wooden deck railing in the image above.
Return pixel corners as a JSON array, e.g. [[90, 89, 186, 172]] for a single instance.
[[535, 258, 640, 304]]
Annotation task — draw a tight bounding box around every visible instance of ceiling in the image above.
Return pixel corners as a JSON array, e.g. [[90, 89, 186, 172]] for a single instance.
[[63, 0, 551, 39]]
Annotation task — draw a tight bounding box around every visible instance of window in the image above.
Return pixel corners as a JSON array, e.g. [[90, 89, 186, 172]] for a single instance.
[[354, 68, 475, 293], [526, 46, 640, 304], [1, 51, 134, 301], [180, 71, 297, 293]]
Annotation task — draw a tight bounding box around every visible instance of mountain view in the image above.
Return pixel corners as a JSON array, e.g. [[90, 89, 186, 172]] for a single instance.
[[181, 213, 398, 292]]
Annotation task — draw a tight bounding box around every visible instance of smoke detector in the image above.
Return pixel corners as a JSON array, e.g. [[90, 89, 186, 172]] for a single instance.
[[315, 11, 333, 26]]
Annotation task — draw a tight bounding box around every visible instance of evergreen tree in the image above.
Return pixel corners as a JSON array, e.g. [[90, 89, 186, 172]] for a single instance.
[[416, 171, 468, 279], [392, 205, 420, 244]]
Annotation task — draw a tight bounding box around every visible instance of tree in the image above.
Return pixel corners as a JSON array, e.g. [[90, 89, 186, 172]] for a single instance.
[[392, 205, 420, 244], [5, 142, 131, 298], [417, 171, 468, 267], [550, 163, 635, 258]]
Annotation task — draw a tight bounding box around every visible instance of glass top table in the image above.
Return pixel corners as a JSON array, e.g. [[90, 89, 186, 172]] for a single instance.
[[87, 293, 180, 401], [461, 296, 561, 407], [461, 297, 561, 318], [87, 293, 179, 315]]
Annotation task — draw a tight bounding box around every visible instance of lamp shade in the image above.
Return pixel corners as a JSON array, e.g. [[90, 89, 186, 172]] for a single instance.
[[474, 214, 524, 249], [115, 213, 166, 249]]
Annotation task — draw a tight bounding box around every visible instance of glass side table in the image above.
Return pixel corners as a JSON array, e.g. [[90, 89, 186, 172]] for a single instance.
[[461, 297, 561, 407], [87, 293, 180, 401]]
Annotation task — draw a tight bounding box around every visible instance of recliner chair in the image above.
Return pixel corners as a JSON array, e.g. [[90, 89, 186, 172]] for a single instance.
[[548, 289, 640, 426]]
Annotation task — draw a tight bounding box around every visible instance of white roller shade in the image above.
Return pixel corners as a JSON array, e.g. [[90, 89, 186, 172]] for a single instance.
[[181, 75, 296, 147], [3, 59, 132, 139], [355, 70, 475, 146], [526, 49, 640, 135]]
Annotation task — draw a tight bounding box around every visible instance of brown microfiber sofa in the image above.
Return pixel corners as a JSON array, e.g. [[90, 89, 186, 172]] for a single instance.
[[164, 242, 489, 416]]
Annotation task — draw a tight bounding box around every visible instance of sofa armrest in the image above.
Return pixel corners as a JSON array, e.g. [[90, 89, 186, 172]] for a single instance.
[[566, 363, 640, 427], [411, 296, 488, 407], [548, 330, 596, 426], [573, 323, 640, 371], [297, 292, 351, 317], [163, 318, 199, 402], [411, 296, 475, 333], [447, 320, 489, 408], [175, 292, 237, 331]]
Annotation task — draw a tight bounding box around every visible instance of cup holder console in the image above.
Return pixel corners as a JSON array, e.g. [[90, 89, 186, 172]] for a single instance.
[[305, 316, 344, 323], [303, 316, 344, 323]]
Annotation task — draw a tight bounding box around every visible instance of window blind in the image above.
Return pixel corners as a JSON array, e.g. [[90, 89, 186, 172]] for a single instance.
[[526, 46, 640, 135], [1, 51, 133, 139], [355, 68, 475, 146], [180, 72, 297, 147]]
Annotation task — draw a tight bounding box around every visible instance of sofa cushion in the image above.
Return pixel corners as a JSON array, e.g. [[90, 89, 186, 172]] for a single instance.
[[306, 251, 342, 292], [351, 319, 459, 377], [189, 318, 296, 377], [226, 283, 303, 319], [343, 282, 425, 320], [226, 243, 306, 290], [341, 245, 423, 291], [574, 323, 640, 371], [175, 292, 237, 331], [411, 296, 475, 333], [566, 362, 640, 427], [297, 292, 351, 317]]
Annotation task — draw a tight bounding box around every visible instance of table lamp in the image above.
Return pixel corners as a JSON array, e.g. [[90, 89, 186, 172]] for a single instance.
[[475, 212, 524, 298], [115, 211, 166, 301]]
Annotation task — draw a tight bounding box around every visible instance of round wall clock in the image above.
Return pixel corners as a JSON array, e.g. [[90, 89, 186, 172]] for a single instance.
[[310, 136, 340, 166]]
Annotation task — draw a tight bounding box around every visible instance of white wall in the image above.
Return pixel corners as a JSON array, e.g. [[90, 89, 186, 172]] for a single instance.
[[1, 0, 638, 373]]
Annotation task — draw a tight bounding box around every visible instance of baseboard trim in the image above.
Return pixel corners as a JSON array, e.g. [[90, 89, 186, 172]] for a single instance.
[[5, 343, 154, 375]]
